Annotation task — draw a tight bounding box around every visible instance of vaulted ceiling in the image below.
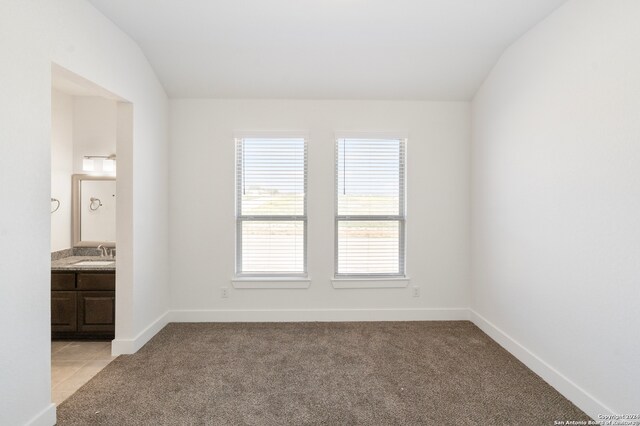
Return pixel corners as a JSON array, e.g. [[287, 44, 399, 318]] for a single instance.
[[88, 0, 567, 100]]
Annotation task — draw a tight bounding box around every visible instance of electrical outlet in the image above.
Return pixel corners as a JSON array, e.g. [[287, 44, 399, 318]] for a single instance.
[[221, 287, 229, 298], [412, 286, 420, 298]]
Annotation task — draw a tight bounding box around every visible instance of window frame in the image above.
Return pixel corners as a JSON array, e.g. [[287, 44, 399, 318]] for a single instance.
[[235, 136, 308, 278], [334, 137, 407, 279]]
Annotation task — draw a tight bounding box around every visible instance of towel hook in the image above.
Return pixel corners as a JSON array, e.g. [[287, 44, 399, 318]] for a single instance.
[[51, 198, 60, 214], [89, 197, 103, 211]]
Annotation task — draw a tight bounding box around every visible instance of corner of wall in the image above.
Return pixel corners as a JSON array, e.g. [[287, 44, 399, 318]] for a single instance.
[[469, 310, 614, 419], [25, 403, 56, 426], [112, 310, 170, 355]]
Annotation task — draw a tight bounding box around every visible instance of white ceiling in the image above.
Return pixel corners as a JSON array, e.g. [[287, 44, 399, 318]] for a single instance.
[[88, 0, 567, 100]]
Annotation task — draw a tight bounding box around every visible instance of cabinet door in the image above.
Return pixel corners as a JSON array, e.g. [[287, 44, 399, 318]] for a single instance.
[[52, 291, 77, 332], [78, 291, 115, 335]]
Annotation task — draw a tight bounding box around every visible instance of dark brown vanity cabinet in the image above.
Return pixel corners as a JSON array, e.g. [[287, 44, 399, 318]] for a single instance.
[[52, 271, 115, 339]]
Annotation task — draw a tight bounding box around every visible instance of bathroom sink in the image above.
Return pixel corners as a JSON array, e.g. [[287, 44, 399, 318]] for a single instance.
[[73, 260, 115, 266]]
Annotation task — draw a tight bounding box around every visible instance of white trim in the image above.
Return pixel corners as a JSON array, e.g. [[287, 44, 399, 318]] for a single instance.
[[331, 278, 410, 289], [335, 131, 409, 140], [233, 131, 309, 140], [469, 310, 615, 420], [169, 308, 468, 323], [25, 403, 56, 426], [111, 311, 170, 355], [232, 279, 311, 289]]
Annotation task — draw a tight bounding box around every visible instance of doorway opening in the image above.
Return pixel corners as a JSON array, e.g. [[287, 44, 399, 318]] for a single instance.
[[50, 64, 132, 405]]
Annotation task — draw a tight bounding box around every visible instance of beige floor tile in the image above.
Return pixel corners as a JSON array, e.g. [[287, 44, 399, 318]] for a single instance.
[[54, 375, 90, 392], [52, 388, 76, 405], [52, 341, 110, 361], [91, 345, 116, 361], [59, 359, 114, 387], [81, 358, 114, 370], [51, 341, 115, 405], [51, 360, 86, 386], [51, 341, 70, 354]]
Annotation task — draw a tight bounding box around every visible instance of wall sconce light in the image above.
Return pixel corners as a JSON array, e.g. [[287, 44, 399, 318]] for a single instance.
[[82, 157, 95, 171], [82, 154, 116, 173], [102, 158, 116, 172]]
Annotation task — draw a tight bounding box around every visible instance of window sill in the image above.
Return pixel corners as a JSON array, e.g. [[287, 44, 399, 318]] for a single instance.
[[331, 277, 410, 289], [232, 277, 311, 289]]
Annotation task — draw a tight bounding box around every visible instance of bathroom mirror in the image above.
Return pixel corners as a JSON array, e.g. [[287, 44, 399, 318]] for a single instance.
[[72, 174, 116, 247]]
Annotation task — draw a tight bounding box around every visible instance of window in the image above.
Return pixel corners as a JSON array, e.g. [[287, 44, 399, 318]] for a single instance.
[[335, 138, 406, 277], [236, 137, 307, 276]]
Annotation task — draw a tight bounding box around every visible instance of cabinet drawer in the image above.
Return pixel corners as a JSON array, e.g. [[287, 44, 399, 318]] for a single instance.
[[52, 273, 75, 290], [77, 273, 115, 291]]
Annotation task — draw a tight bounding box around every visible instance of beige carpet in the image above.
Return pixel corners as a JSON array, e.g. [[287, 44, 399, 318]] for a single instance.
[[57, 322, 589, 425]]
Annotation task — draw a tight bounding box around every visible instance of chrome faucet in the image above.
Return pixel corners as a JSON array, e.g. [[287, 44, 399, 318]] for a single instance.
[[97, 244, 109, 257]]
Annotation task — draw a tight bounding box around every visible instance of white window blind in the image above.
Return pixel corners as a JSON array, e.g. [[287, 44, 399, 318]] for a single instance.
[[336, 138, 406, 277], [236, 137, 307, 276]]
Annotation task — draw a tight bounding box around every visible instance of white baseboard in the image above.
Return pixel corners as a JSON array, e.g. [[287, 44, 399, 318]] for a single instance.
[[26, 403, 56, 426], [168, 308, 470, 322], [469, 309, 614, 420], [111, 311, 170, 355]]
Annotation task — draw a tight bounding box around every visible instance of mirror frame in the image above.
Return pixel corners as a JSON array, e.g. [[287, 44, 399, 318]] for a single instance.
[[72, 174, 116, 248]]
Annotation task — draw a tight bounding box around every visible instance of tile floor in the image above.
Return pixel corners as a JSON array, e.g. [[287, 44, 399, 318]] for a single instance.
[[51, 341, 116, 405]]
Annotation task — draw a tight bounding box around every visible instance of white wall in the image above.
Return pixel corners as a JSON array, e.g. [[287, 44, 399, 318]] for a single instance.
[[51, 90, 74, 252], [0, 1, 169, 424], [51, 95, 118, 252], [72, 96, 117, 174], [169, 100, 470, 319], [471, 0, 640, 417]]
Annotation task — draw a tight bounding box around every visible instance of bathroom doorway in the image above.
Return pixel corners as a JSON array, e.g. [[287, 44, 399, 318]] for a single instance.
[[50, 64, 132, 405]]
